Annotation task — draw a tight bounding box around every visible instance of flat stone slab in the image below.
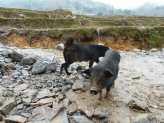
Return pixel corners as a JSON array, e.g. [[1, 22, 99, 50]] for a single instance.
[[5, 115, 27, 123]]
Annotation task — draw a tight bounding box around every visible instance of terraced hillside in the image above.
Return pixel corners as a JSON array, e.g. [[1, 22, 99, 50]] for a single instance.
[[0, 7, 164, 50]]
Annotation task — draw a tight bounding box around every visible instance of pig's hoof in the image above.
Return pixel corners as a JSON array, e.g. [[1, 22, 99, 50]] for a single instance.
[[104, 95, 108, 98], [67, 73, 71, 75], [98, 97, 102, 100]]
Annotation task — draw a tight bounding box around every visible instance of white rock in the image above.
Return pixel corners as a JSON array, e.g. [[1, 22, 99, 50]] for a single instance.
[[133, 48, 140, 52], [55, 44, 64, 50], [14, 84, 29, 94], [30, 98, 56, 107], [36, 89, 55, 99], [5, 115, 27, 123]]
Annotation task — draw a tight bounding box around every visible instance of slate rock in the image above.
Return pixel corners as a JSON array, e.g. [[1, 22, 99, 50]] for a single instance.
[[32, 61, 57, 75], [69, 102, 78, 115], [94, 107, 109, 119], [0, 98, 16, 115], [10, 51, 24, 62], [72, 80, 85, 91], [5, 115, 27, 123], [129, 100, 149, 112], [21, 57, 36, 65]]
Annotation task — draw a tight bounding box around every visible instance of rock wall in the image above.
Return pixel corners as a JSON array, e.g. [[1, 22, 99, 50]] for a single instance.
[[0, 27, 164, 50]]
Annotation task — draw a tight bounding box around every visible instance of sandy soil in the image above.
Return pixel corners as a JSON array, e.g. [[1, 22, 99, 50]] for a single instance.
[[40, 48, 164, 123]]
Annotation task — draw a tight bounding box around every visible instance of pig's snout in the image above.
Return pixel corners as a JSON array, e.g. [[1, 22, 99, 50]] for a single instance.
[[90, 87, 98, 95]]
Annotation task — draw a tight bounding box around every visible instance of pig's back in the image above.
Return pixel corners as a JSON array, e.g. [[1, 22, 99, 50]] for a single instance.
[[99, 49, 120, 79]]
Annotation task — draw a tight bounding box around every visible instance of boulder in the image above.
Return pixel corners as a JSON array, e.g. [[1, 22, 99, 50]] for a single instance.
[[32, 61, 57, 75], [0, 98, 16, 115], [129, 100, 149, 112], [21, 57, 36, 65], [69, 102, 78, 115], [94, 107, 109, 119], [55, 44, 64, 50], [10, 51, 24, 62], [72, 80, 85, 91], [5, 115, 27, 123], [150, 48, 158, 52]]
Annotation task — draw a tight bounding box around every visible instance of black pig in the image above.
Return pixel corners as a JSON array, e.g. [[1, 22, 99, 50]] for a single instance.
[[83, 49, 120, 100], [60, 35, 109, 75]]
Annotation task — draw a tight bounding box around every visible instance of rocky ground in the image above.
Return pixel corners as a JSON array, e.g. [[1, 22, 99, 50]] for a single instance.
[[0, 43, 164, 123]]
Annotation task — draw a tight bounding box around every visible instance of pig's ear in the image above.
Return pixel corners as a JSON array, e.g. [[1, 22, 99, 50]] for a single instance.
[[66, 35, 74, 46], [104, 69, 115, 78], [82, 69, 91, 76]]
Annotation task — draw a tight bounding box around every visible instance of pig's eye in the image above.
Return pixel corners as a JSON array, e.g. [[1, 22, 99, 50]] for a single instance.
[[101, 76, 104, 79]]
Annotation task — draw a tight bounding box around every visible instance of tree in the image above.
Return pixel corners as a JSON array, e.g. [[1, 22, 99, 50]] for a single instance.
[[109, 6, 114, 15], [123, 9, 131, 15], [97, 11, 103, 16], [83, 6, 92, 13]]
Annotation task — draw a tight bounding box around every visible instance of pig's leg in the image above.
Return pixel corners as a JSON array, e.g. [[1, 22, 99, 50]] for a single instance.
[[96, 58, 99, 63], [105, 87, 111, 98], [60, 63, 65, 74], [98, 92, 102, 100], [64, 61, 72, 75], [89, 60, 94, 68]]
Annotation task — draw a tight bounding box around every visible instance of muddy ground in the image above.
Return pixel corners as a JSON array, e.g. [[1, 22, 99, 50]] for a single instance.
[[40, 48, 164, 123]]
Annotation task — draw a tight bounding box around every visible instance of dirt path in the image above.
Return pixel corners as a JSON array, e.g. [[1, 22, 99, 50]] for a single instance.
[[40, 48, 164, 123]]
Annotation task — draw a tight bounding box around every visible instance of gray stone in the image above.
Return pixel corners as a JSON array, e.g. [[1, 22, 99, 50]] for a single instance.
[[30, 106, 51, 122], [9, 107, 20, 116], [150, 48, 158, 52], [21, 57, 36, 65], [72, 80, 85, 91], [133, 48, 140, 52], [58, 94, 64, 101], [65, 15, 72, 18], [10, 51, 24, 62], [69, 116, 94, 123], [32, 61, 57, 75], [98, 43, 104, 46], [69, 102, 77, 115], [30, 98, 56, 107], [21, 70, 29, 76], [55, 44, 64, 50], [50, 103, 68, 123], [36, 89, 55, 100], [62, 98, 69, 108], [22, 89, 38, 98], [0, 96, 5, 106], [17, 103, 24, 110], [21, 112, 32, 118], [5, 115, 27, 123], [94, 107, 109, 119], [14, 84, 29, 94], [19, 14, 24, 17], [45, 62, 57, 71], [32, 61, 47, 74], [0, 98, 16, 115], [129, 100, 149, 112]]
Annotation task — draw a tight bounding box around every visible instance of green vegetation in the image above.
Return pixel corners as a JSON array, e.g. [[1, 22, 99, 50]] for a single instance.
[[104, 26, 164, 48]]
